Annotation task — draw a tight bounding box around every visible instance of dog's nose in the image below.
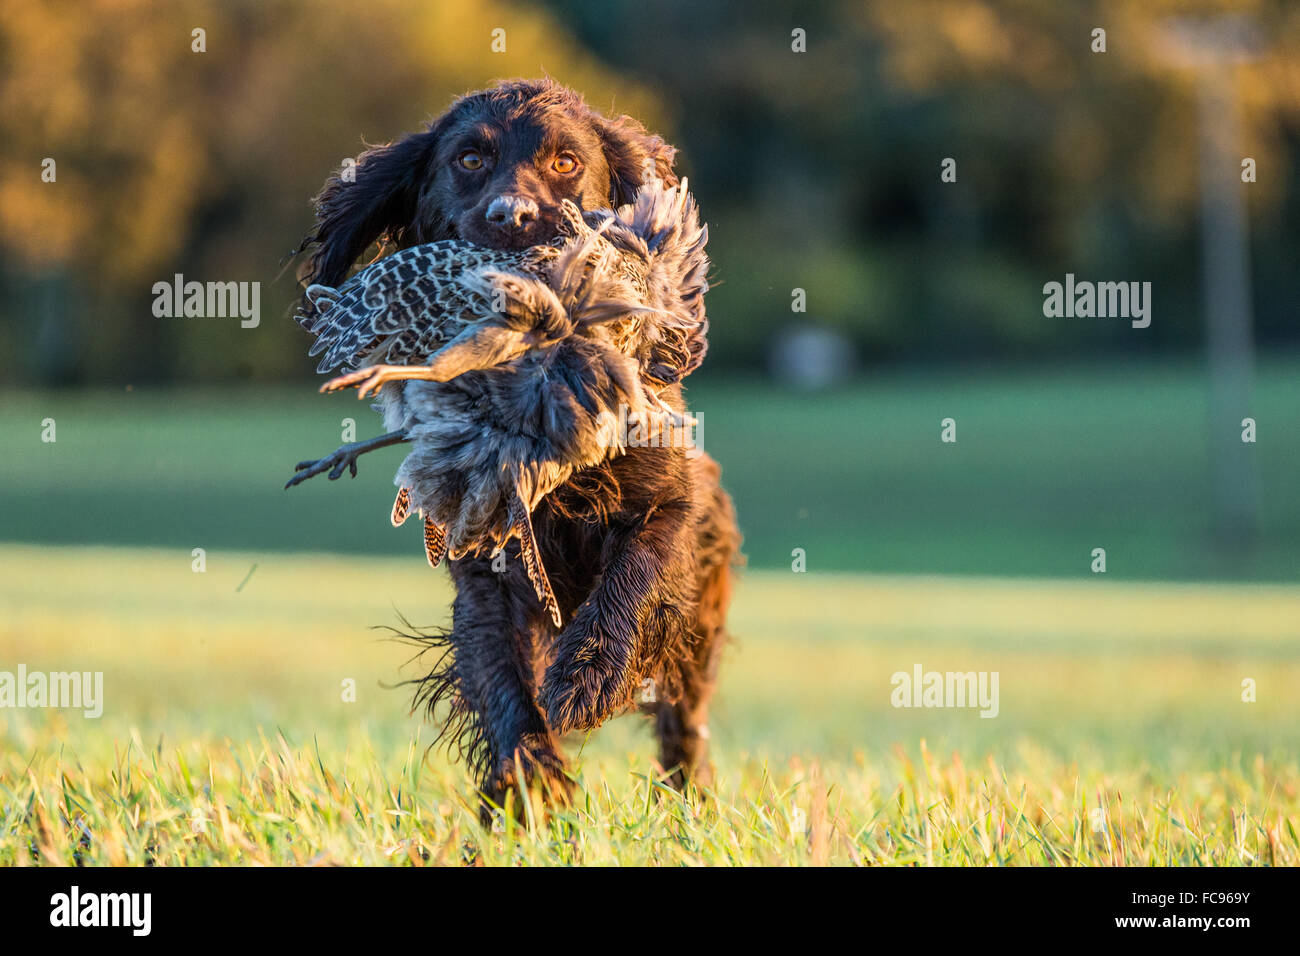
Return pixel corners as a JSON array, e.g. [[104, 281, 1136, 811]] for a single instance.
[[484, 195, 539, 229]]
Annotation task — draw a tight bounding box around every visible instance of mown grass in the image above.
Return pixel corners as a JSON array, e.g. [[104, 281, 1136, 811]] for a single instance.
[[2, 545, 1297, 865]]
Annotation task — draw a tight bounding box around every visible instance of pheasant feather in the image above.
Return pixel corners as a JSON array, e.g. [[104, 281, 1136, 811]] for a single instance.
[[293, 181, 710, 625]]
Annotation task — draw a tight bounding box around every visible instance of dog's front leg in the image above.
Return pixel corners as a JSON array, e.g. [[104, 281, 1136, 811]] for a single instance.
[[541, 498, 694, 734], [445, 557, 569, 820]]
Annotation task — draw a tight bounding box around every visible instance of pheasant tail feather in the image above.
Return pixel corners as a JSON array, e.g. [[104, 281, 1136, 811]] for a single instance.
[[423, 517, 447, 568], [508, 490, 561, 627], [391, 487, 411, 527]]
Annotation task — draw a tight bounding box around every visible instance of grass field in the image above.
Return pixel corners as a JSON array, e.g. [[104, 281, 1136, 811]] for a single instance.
[[2, 356, 1298, 580], [1, 361, 1297, 864], [2, 544, 1297, 865]]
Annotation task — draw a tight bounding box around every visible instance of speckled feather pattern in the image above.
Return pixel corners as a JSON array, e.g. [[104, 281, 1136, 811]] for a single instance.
[[294, 182, 711, 623]]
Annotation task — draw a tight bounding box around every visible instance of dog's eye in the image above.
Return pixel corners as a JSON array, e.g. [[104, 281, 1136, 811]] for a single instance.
[[458, 150, 484, 171], [552, 153, 579, 175]]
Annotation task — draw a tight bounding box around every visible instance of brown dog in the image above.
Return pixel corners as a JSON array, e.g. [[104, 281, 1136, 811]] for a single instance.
[[295, 79, 740, 817]]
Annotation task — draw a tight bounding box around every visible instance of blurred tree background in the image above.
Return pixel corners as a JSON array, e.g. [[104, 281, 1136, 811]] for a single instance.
[[2, 0, 1297, 386], [0, 0, 665, 384]]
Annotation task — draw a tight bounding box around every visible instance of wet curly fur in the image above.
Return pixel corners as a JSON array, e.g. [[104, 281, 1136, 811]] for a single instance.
[[297, 79, 741, 818]]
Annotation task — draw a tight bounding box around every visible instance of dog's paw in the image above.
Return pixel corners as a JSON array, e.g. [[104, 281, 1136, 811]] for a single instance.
[[493, 739, 568, 788], [479, 735, 573, 825], [542, 653, 633, 734]]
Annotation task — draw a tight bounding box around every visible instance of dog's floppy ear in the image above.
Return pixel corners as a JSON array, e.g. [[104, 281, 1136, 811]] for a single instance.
[[596, 114, 678, 207], [299, 130, 440, 288]]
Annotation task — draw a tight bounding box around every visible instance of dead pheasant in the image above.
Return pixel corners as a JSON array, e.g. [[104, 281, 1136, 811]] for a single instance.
[[287, 181, 709, 626]]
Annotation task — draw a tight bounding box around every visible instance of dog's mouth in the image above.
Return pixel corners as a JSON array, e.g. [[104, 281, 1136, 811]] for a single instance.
[[454, 209, 563, 251]]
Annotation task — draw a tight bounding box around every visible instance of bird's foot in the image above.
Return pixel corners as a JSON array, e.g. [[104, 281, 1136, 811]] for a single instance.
[[284, 429, 411, 489], [320, 365, 407, 400], [284, 443, 367, 488]]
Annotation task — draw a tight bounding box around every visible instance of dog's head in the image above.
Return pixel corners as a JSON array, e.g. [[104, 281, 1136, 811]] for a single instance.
[[300, 78, 678, 286]]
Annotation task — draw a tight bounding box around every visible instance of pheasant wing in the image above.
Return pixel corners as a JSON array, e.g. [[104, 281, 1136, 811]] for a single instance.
[[296, 242, 536, 374]]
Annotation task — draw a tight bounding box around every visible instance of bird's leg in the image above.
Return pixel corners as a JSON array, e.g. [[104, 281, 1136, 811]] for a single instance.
[[322, 326, 534, 399], [284, 429, 410, 489], [321, 365, 447, 400]]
